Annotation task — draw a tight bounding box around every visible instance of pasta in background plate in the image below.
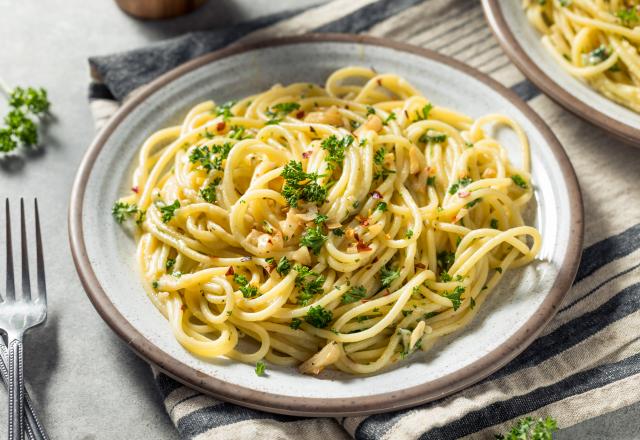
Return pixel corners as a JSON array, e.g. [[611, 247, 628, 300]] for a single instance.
[[112, 66, 541, 376], [524, 0, 640, 112]]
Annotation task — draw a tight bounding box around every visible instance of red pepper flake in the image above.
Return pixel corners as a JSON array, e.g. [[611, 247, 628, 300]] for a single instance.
[[354, 232, 361, 242], [216, 121, 226, 132], [296, 110, 305, 119], [383, 289, 391, 296], [371, 190, 383, 200], [458, 190, 470, 198], [357, 215, 370, 226], [225, 266, 235, 276], [361, 299, 370, 303], [357, 241, 372, 252], [415, 262, 426, 269], [302, 150, 313, 159], [377, 78, 382, 86], [131, 186, 139, 193]]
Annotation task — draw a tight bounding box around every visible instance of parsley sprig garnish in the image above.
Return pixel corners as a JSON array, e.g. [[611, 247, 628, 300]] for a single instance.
[[320, 134, 354, 170], [265, 102, 300, 125], [448, 176, 473, 195], [0, 83, 51, 153], [341, 285, 367, 304], [373, 147, 396, 181], [233, 273, 259, 298], [159, 200, 180, 223], [305, 305, 333, 328], [280, 160, 327, 207], [189, 143, 233, 171], [300, 225, 328, 255], [276, 256, 291, 276], [200, 177, 222, 203], [443, 285, 465, 311], [294, 264, 325, 305], [215, 100, 235, 121], [380, 265, 400, 288], [495, 416, 558, 440]]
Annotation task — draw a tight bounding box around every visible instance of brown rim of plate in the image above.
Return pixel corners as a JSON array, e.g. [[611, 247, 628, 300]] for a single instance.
[[482, 0, 640, 146], [68, 33, 584, 417]]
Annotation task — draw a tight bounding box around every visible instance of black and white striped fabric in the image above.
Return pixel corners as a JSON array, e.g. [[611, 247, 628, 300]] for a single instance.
[[88, 1, 640, 438]]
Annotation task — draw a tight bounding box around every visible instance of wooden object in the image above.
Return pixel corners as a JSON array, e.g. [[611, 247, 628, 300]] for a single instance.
[[115, 0, 207, 20]]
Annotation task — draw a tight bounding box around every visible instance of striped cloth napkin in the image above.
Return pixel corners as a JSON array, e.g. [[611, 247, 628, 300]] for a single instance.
[[88, 0, 640, 438]]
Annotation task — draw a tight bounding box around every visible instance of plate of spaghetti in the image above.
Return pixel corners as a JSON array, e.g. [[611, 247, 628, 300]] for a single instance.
[[483, 0, 640, 145], [69, 34, 583, 416]]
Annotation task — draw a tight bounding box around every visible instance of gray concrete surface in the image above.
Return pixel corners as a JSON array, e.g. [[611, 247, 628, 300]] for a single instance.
[[0, 0, 637, 438]]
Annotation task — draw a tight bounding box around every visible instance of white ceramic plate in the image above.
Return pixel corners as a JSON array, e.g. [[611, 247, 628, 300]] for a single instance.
[[69, 34, 583, 416], [482, 0, 640, 145]]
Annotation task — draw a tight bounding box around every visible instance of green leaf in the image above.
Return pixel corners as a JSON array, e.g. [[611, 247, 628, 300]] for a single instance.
[[305, 305, 333, 328]]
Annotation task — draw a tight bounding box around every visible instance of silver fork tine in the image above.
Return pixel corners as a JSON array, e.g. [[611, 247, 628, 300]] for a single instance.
[[20, 199, 31, 301], [5, 199, 14, 301], [34, 199, 46, 301]]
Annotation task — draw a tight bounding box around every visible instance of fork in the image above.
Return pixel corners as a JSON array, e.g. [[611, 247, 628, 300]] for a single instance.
[[1, 199, 48, 440]]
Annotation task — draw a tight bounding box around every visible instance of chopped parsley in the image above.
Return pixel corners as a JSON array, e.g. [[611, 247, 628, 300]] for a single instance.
[[420, 132, 447, 144], [228, 125, 249, 140], [380, 265, 400, 288], [511, 174, 528, 189], [290, 318, 302, 330], [616, 7, 639, 27], [233, 273, 258, 298], [490, 218, 499, 229], [470, 297, 476, 310], [294, 264, 325, 305], [112, 202, 139, 224], [437, 250, 455, 271], [321, 134, 354, 170], [159, 200, 180, 223], [366, 106, 376, 116], [266, 102, 300, 124], [166, 258, 175, 270], [276, 256, 291, 276], [341, 285, 367, 304], [200, 177, 222, 203], [373, 148, 396, 181], [415, 103, 432, 121], [375, 201, 388, 212], [271, 102, 300, 114], [440, 272, 452, 282], [300, 225, 328, 255], [255, 361, 266, 376], [585, 45, 610, 65], [448, 176, 473, 195], [215, 100, 235, 120], [152, 281, 159, 290], [332, 228, 345, 237], [405, 229, 414, 239], [423, 311, 440, 319], [314, 214, 328, 225], [443, 285, 465, 311], [189, 143, 233, 171], [383, 112, 396, 125], [281, 160, 327, 207], [426, 176, 436, 187], [304, 305, 333, 328], [374, 148, 386, 165]]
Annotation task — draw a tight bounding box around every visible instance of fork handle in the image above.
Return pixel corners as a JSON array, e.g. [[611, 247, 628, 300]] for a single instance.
[[0, 343, 47, 440], [8, 336, 24, 440]]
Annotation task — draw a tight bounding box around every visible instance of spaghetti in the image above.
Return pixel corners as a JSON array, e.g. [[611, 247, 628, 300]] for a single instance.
[[113, 67, 541, 375], [524, 0, 640, 112]]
